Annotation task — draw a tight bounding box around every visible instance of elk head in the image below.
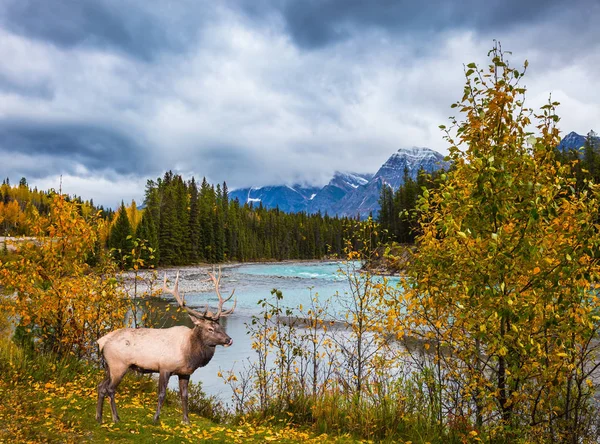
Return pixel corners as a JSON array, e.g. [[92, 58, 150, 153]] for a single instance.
[[162, 268, 236, 348]]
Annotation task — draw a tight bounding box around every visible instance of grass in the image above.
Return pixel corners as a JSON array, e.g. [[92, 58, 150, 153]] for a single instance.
[[0, 335, 365, 444]]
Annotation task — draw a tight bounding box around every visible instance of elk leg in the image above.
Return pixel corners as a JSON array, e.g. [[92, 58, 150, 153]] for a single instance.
[[106, 366, 127, 423], [178, 375, 190, 424], [153, 370, 171, 423], [96, 376, 110, 423]]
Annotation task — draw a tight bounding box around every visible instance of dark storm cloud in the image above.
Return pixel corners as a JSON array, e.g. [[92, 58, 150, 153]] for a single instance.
[[244, 0, 585, 49], [0, 0, 205, 61], [0, 120, 146, 177]]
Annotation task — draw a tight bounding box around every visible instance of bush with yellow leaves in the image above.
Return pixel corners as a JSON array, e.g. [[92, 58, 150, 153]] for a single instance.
[[0, 195, 127, 360]]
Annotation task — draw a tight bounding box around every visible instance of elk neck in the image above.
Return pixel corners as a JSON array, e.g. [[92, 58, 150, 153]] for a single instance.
[[185, 325, 217, 371]]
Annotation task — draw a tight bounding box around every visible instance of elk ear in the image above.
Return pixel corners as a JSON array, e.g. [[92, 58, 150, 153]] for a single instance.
[[190, 316, 205, 326]]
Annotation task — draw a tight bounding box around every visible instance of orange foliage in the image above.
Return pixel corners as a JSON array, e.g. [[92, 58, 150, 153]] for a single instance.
[[0, 195, 127, 359]]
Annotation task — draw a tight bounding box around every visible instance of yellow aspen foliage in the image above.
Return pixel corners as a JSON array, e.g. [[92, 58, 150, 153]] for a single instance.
[[392, 45, 600, 441], [0, 195, 127, 360], [125, 200, 142, 232]]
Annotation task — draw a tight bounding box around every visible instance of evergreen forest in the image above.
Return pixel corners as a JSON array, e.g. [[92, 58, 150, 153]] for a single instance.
[[0, 172, 359, 268], [125, 171, 356, 266]]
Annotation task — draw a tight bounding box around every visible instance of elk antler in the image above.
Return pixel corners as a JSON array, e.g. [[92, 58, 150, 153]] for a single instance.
[[206, 266, 237, 320], [163, 269, 236, 321], [162, 272, 207, 320]]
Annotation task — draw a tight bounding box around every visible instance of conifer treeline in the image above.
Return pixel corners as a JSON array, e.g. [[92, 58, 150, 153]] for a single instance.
[[377, 167, 443, 244], [133, 171, 356, 266]]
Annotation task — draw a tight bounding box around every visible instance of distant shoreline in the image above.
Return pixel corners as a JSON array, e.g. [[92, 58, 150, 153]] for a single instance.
[[121, 259, 346, 296]]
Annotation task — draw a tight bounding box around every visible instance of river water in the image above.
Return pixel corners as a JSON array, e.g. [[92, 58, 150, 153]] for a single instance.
[[156, 261, 398, 402]]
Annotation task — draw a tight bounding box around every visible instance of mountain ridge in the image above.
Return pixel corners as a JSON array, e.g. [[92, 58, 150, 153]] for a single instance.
[[230, 147, 448, 218], [230, 132, 595, 218]]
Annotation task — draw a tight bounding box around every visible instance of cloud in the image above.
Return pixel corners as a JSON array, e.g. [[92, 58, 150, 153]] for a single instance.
[[0, 120, 147, 176], [258, 0, 571, 49], [34, 173, 146, 210], [0, 1, 598, 208], [0, 0, 209, 61]]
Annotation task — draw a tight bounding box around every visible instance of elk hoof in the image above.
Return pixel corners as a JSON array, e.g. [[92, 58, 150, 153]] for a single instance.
[[182, 417, 190, 425]]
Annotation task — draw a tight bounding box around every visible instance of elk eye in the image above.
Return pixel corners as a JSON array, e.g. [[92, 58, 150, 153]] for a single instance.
[[208, 327, 214, 332]]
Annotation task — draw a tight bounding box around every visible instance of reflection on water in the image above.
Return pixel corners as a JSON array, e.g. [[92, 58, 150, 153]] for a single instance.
[[142, 261, 398, 402]]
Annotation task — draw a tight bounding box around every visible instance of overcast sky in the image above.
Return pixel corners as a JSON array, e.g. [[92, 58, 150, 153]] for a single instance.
[[0, 0, 599, 208]]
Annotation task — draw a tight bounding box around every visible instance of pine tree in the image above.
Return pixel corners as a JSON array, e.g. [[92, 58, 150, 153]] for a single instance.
[[135, 210, 159, 267], [108, 201, 133, 268], [222, 182, 230, 259], [188, 177, 201, 262], [158, 172, 181, 265], [199, 178, 215, 262], [173, 175, 190, 263]]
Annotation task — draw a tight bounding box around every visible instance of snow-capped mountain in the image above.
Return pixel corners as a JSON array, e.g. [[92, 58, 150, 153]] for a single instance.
[[557, 131, 599, 152], [229, 185, 321, 213], [558, 132, 587, 151], [329, 172, 372, 191], [331, 147, 450, 217], [373, 147, 448, 188], [307, 172, 372, 214], [229, 133, 598, 218], [230, 147, 448, 218]]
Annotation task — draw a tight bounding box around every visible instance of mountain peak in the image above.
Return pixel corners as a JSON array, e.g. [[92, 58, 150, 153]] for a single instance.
[[557, 131, 599, 152], [394, 146, 443, 158], [374, 147, 448, 188], [330, 171, 371, 188], [230, 147, 448, 218]]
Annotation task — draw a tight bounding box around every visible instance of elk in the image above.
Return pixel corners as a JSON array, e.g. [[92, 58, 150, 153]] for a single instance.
[[96, 269, 236, 424]]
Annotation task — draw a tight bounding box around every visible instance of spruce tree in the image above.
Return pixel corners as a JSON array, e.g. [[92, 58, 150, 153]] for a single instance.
[[188, 177, 201, 262], [109, 201, 134, 268], [199, 178, 215, 262], [158, 183, 180, 265], [135, 210, 159, 267]]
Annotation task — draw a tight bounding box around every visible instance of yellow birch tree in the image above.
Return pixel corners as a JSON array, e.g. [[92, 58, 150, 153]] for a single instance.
[[393, 45, 600, 442]]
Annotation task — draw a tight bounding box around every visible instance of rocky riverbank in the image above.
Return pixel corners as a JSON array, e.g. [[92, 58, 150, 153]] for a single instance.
[[361, 243, 413, 276], [120, 264, 241, 299]]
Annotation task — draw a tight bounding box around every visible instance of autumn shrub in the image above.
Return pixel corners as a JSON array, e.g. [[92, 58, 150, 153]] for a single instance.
[[0, 195, 128, 360]]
